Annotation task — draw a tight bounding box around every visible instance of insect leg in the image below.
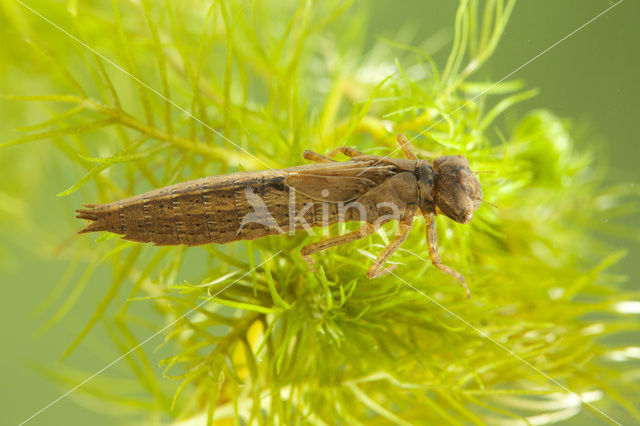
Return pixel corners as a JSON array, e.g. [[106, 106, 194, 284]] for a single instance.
[[425, 213, 471, 299], [397, 134, 418, 160], [367, 220, 413, 279], [303, 149, 336, 163], [328, 146, 365, 158], [300, 222, 379, 270]]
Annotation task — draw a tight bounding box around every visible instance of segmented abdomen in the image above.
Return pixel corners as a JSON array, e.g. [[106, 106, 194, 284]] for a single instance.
[[76, 171, 347, 246]]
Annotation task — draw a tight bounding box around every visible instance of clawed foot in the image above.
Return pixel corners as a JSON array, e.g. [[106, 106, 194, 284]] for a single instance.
[[302, 254, 316, 273], [367, 263, 398, 279]]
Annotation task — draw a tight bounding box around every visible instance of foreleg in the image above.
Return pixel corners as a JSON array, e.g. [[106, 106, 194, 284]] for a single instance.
[[425, 213, 471, 299]]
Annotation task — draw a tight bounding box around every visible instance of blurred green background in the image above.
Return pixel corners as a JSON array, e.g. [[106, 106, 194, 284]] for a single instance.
[[1, 1, 637, 424]]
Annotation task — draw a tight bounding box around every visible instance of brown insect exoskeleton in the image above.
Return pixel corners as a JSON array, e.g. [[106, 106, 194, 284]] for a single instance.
[[76, 134, 482, 298]]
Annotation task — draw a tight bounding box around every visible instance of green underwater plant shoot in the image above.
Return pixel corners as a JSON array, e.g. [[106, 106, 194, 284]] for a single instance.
[[1, 0, 639, 425]]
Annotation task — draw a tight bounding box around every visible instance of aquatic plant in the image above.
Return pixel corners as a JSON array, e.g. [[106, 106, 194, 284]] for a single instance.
[[2, 0, 638, 424]]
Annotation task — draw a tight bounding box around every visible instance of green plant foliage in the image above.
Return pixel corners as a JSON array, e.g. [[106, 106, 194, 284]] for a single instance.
[[2, 0, 639, 424]]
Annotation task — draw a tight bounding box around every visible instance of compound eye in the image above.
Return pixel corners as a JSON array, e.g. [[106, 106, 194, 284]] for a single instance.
[[457, 168, 470, 186]]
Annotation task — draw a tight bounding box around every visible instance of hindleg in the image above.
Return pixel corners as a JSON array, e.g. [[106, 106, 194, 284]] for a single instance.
[[301, 223, 378, 270], [397, 134, 418, 160], [303, 150, 336, 163], [328, 146, 365, 158]]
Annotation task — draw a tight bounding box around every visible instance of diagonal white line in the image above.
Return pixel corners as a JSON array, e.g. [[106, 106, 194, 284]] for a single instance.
[[359, 0, 625, 173], [368, 259, 621, 425], [12, 1, 626, 424], [13, 0, 284, 176], [17, 251, 281, 426], [361, 6, 628, 421], [408, 0, 625, 144]]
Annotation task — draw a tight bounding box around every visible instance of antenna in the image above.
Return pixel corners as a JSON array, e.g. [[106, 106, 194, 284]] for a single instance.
[[481, 199, 498, 209]]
